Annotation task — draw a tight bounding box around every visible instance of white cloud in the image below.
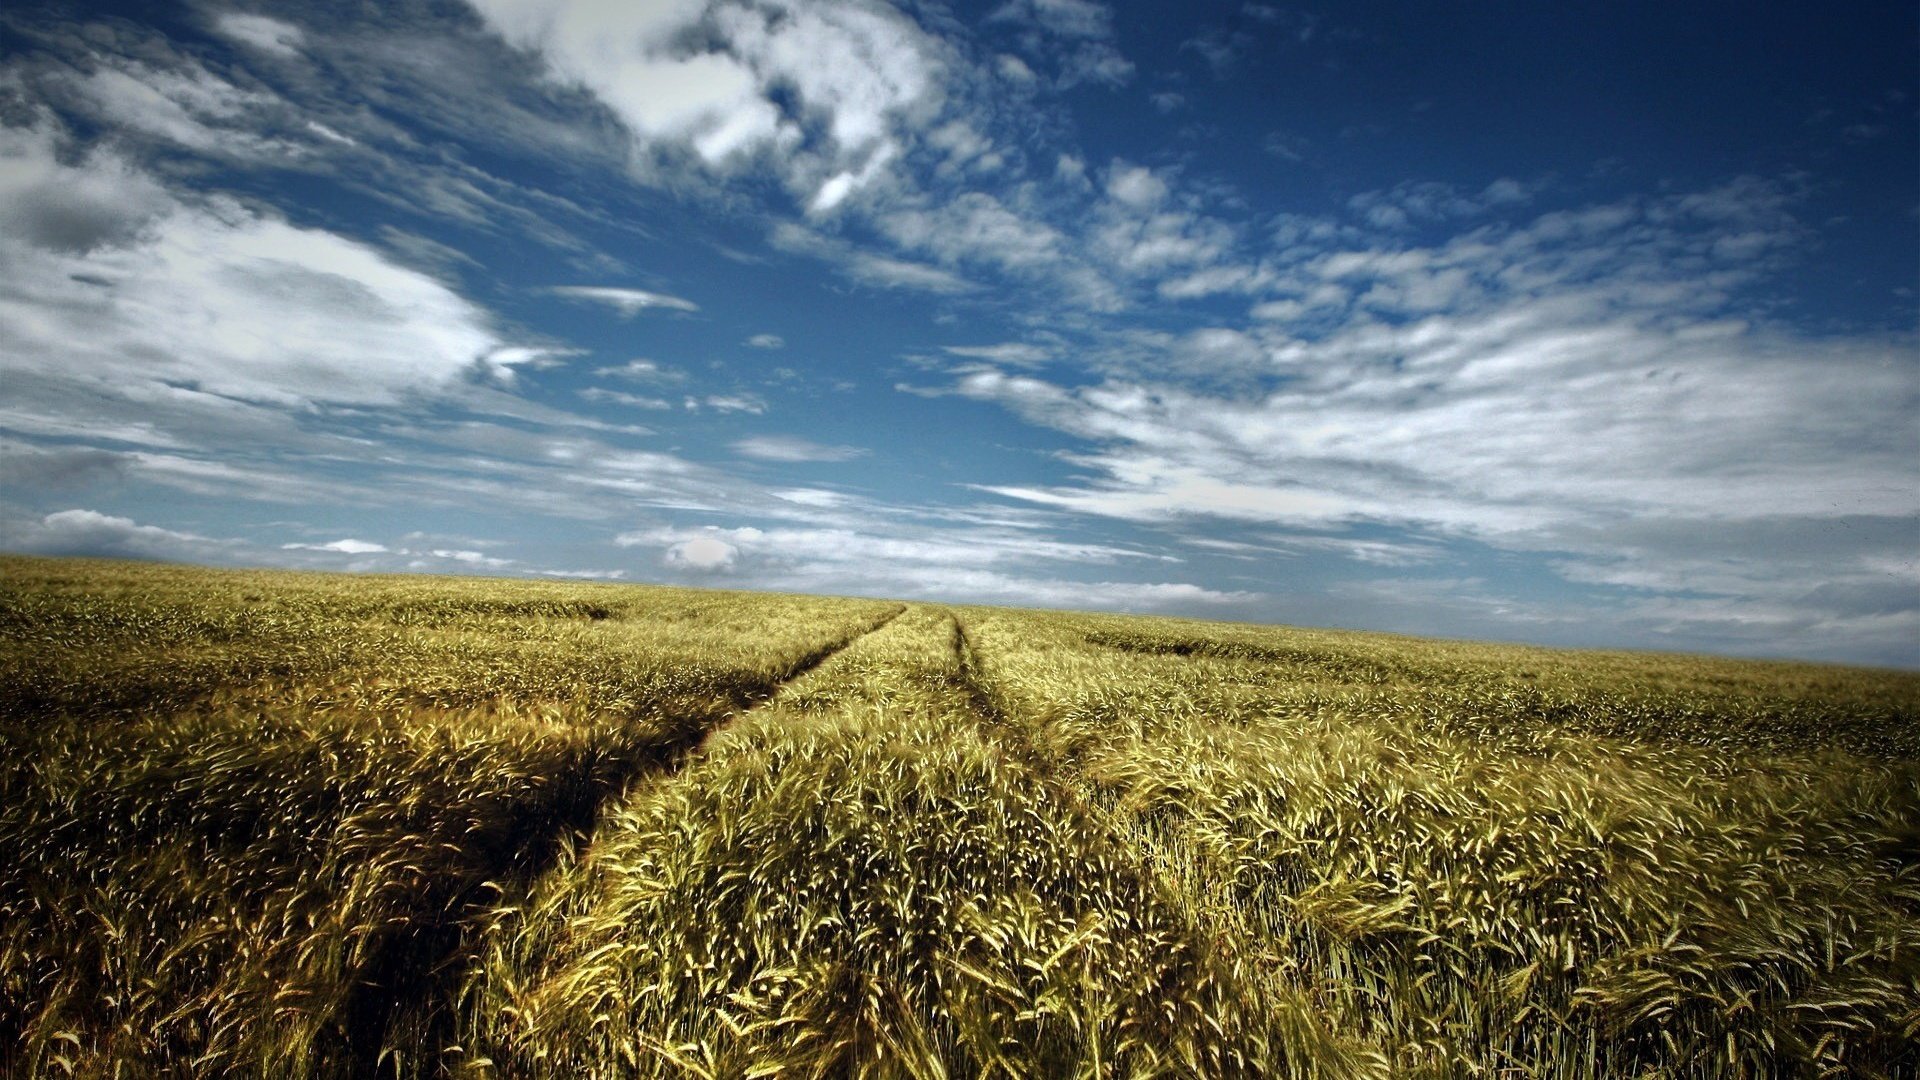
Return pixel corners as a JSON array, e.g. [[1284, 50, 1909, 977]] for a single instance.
[[213, 13, 305, 57], [994, 0, 1116, 39], [695, 394, 767, 415], [0, 123, 522, 409], [745, 333, 785, 349], [0, 123, 171, 253], [594, 358, 680, 381], [1104, 161, 1169, 209], [770, 222, 978, 294], [663, 533, 739, 570], [2, 509, 229, 563], [991, 0, 1135, 88], [430, 547, 515, 568], [49, 53, 312, 163], [732, 436, 867, 462], [281, 538, 388, 554], [550, 285, 698, 315], [579, 387, 673, 410], [771, 488, 851, 508], [1263, 534, 1445, 567], [996, 53, 1037, 84], [942, 183, 1920, 657], [942, 342, 1053, 367], [615, 519, 1230, 609], [868, 192, 1128, 310], [620, 521, 1162, 572], [466, 0, 949, 211]]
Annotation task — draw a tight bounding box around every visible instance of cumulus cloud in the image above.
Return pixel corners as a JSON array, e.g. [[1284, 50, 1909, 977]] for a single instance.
[[466, 0, 950, 212], [663, 533, 740, 571], [745, 333, 785, 348], [0, 123, 525, 410], [1, 509, 229, 563]]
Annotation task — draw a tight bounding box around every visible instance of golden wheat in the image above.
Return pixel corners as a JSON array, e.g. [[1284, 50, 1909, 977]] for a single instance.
[[2, 557, 1914, 1078]]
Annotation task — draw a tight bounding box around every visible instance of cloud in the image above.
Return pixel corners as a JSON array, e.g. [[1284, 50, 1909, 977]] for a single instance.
[[943, 182, 1919, 658], [995, 53, 1038, 84], [1346, 178, 1538, 229], [0, 123, 525, 410], [212, 13, 306, 57], [466, 0, 950, 212], [732, 436, 867, 462], [942, 342, 1054, 367], [36, 47, 320, 165], [1182, 26, 1254, 76], [579, 388, 672, 410], [430, 547, 515, 568], [0, 441, 129, 490], [694, 394, 767, 415], [1264, 534, 1446, 567], [991, 0, 1135, 88], [549, 285, 698, 315], [1, 509, 230, 563], [769, 222, 978, 294], [745, 333, 785, 349], [0, 121, 172, 253], [663, 533, 740, 571], [14, 13, 643, 256], [872, 191, 1124, 307], [1, 507, 645, 582], [593, 358, 681, 381], [619, 520, 1161, 570], [615, 520, 1234, 610], [281, 538, 388, 554], [771, 488, 851, 508]]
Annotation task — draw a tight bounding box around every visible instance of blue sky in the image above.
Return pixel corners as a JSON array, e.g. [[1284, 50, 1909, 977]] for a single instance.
[[1, 0, 1915, 666]]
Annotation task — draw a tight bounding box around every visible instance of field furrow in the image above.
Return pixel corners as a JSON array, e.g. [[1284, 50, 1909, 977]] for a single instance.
[[453, 609, 1377, 1077], [339, 603, 907, 1077], [0, 558, 896, 1078]]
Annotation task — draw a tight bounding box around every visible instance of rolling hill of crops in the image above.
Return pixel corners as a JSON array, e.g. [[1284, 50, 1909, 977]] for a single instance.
[[2, 555, 1916, 1078]]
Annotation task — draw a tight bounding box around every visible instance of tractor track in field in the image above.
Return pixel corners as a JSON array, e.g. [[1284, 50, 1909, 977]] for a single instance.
[[338, 604, 906, 1078]]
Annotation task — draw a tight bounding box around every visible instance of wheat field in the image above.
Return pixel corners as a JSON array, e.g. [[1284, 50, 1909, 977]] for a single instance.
[[1, 556, 1915, 1078]]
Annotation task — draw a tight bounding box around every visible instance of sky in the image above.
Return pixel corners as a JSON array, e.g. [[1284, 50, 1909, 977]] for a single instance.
[[0, 1, 1915, 667]]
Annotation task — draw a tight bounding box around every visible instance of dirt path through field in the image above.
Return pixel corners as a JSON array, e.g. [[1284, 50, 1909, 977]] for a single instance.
[[344, 604, 907, 1077]]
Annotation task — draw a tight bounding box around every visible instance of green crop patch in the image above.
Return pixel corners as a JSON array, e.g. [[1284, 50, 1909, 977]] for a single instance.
[[1, 557, 1915, 1078]]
